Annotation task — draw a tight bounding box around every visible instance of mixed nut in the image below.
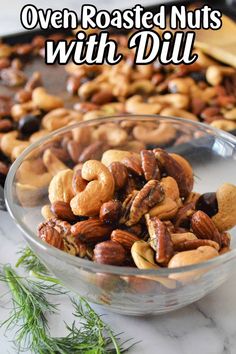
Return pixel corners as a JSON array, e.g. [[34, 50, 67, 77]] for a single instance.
[[1, 30, 236, 187], [34, 140, 236, 280]]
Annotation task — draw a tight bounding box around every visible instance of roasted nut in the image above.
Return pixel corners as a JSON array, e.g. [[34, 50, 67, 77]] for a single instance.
[[38, 225, 64, 250], [1, 68, 26, 87], [149, 93, 189, 109], [131, 240, 159, 269], [125, 180, 164, 226], [125, 95, 162, 114], [168, 77, 195, 94], [99, 200, 122, 224], [48, 169, 74, 204], [196, 192, 218, 217], [91, 89, 114, 105], [173, 202, 195, 228], [71, 218, 112, 244], [102, 149, 140, 167], [42, 108, 82, 131], [72, 168, 88, 193], [171, 232, 197, 245], [224, 108, 236, 120], [43, 149, 68, 175], [173, 239, 220, 252], [108, 162, 128, 190], [16, 159, 51, 188], [146, 215, 174, 265], [121, 155, 143, 176], [168, 246, 219, 281], [191, 210, 221, 245], [212, 183, 236, 231], [210, 119, 236, 131], [132, 123, 176, 146], [93, 240, 126, 265], [206, 65, 235, 86], [141, 150, 160, 181], [160, 176, 180, 201], [154, 149, 192, 197], [51, 201, 77, 222], [41, 204, 54, 220], [149, 197, 179, 219], [160, 107, 198, 121], [170, 153, 194, 194], [70, 160, 115, 216], [0, 131, 29, 160], [32, 87, 64, 111], [67, 140, 83, 163], [92, 123, 127, 147], [79, 141, 108, 163], [111, 229, 140, 250], [11, 100, 39, 122], [0, 119, 13, 133], [63, 235, 87, 257]]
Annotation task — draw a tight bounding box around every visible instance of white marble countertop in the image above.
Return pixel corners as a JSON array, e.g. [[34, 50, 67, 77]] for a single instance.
[[1, 1, 236, 353]]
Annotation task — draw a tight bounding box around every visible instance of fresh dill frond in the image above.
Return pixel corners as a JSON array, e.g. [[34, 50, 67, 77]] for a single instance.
[[16, 246, 48, 274]]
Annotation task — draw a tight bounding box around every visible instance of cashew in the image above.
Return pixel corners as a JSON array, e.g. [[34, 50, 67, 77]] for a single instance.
[[149, 197, 179, 219], [16, 159, 51, 188], [171, 232, 197, 245], [206, 65, 235, 86], [42, 108, 82, 131], [0, 43, 12, 58], [121, 140, 146, 153], [82, 110, 108, 121], [212, 183, 236, 231], [102, 102, 125, 115], [132, 122, 176, 145], [70, 160, 115, 216], [48, 169, 74, 204], [125, 95, 163, 114], [210, 119, 236, 131], [160, 176, 180, 201], [160, 107, 198, 121], [32, 87, 64, 111], [78, 81, 99, 100], [224, 108, 236, 120], [168, 246, 219, 282], [148, 94, 189, 109], [131, 241, 158, 269], [168, 77, 195, 94], [30, 129, 49, 143], [92, 123, 128, 147], [11, 101, 39, 122], [43, 149, 68, 175], [128, 80, 155, 95], [101, 149, 140, 167], [41, 204, 54, 220], [0, 131, 29, 160]]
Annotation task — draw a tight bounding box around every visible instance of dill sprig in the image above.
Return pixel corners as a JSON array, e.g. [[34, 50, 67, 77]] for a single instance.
[[0, 250, 136, 354], [16, 247, 48, 274]]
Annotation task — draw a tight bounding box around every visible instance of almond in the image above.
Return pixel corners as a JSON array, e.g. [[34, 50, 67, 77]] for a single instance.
[[71, 218, 112, 244], [91, 89, 114, 105], [191, 210, 221, 245], [51, 201, 77, 222], [93, 240, 126, 265], [174, 239, 220, 252], [108, 161, 128, 190], [111, 229, 140, 250]]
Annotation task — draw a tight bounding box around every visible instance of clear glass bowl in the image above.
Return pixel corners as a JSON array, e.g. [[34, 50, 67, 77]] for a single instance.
[[5, 116, 236, 315]]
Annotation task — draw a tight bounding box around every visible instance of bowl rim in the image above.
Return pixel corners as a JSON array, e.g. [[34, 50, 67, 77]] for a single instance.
[[5, 114, 236, 276]]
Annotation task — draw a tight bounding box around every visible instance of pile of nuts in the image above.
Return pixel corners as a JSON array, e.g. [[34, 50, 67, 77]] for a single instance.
[[36, 141, 236, 279], [1, 30, 236, 187]]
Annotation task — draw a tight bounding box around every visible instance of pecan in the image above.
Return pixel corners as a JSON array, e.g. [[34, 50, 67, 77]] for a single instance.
[[51, 201, 77, 222], [154, 148, 191, 198], [93, 240, 126, 265], [174, 239, 220, 252], [146, 215, 174, 265], [38, 218, 71, 238], [71, 218, 112, 244], [126, 180, 164, 226], [120, 190, 138, 224], [191, 210, 221, 245], [38, 225, 64, 250], [72, 169, 88, 194], [79, 141, 108, 163], [108, 162, 128, 190], [121, 155, 143, 176], [99, 200, 122, 224], [111, 229, 140, 250], [63, 235, 87, 257], [140, 150, 160, 181]]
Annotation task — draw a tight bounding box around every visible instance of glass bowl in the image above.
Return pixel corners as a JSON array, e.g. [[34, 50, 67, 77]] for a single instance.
[[5, 115, 236, 316]]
